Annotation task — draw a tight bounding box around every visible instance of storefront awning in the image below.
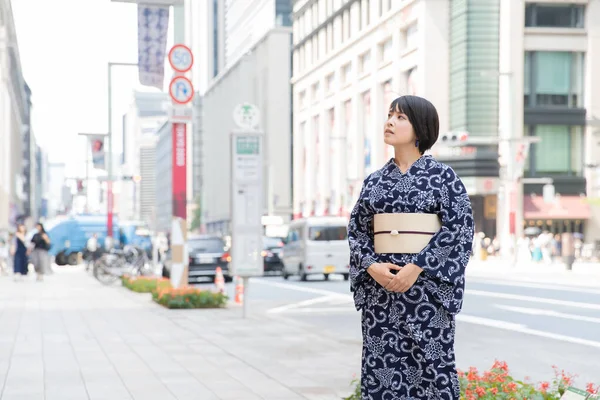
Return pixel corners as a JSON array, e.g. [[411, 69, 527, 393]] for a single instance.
[[524, 195, 591, 220]]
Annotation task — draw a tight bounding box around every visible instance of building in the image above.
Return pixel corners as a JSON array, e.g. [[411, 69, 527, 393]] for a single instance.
[[202, 27, 293, 235], [154, 122, 172, 233], [186, 0, 293, 235], [46, 163, 68, 218], [224, 0, 293, 67], [291, 0, 600, 244], [119, 92, 169, 222], [0, 0, 28, 230], [291, 0, 456, 218], [139, 136, 158, 227], [496, 0, 600, 243]]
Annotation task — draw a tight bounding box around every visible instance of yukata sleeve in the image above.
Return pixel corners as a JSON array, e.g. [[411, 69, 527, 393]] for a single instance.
[[411, 166, 475, 305], [347, 179, 377, 290]]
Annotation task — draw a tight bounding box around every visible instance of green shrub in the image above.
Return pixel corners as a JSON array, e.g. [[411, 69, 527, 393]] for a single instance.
[[121, 275, 172, 293], [152, 286, 228, 309]]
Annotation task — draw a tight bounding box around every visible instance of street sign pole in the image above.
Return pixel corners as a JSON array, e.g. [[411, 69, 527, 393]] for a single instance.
[[230, 104, 263, 318], [168, 44, 194, 288]]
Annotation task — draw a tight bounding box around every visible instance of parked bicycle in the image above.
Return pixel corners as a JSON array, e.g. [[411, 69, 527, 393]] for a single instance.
[[93, 245, 152, 285]]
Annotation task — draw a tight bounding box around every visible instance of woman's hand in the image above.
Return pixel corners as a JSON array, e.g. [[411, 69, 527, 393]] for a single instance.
[[42, 234, 50, 243], [367, 263, 402, 288], [384, 263, 423, 293]]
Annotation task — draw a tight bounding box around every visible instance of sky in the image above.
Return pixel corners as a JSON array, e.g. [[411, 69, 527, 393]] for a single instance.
[[12, 0, 174, 177]]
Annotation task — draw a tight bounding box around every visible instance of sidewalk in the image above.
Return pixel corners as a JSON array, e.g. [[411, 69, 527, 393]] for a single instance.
[[466, 258, 600, 288], [0, 268, 360, 400]]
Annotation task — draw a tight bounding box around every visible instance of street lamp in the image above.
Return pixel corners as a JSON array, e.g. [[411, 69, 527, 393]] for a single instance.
[[106, 62, 138, 238]]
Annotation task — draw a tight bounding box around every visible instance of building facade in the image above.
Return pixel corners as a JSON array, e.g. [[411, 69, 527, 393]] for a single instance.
[[154, 122, 172, 234], [119, 92, 169, 222], [202, 27, 293, 235], [291, 0, 453, 218], [292, 0, 600, 244], [0, 0, 28, 231]]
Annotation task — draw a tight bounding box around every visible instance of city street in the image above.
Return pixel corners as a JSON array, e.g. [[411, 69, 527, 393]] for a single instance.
[[243, 270, 600, 385], [0, 263, 599, 400]]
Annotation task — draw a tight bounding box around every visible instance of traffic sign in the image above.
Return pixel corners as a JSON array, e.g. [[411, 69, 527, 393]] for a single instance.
[[168, 44, 194, 73], [233, 103, 261, 129], [169, 76, 194, 104]]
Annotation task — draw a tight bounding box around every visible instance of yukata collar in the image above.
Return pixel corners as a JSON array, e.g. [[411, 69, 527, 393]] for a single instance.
[[385, 154, 431, 176]]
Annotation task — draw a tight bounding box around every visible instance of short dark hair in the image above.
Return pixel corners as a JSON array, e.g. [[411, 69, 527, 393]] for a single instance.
[[389, 95, 440, 154]]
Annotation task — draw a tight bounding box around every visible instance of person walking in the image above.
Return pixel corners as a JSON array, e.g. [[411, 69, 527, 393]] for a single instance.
[[30, 223, 51, 281], [348, 95, 474, 399], [11, 224, 29, 281]]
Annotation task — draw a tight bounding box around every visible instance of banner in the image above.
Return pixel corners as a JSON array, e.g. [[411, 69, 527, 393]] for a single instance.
[[90, 136, 105, 170], [172, 123, 187, 219], [137, 5, 169, 90]]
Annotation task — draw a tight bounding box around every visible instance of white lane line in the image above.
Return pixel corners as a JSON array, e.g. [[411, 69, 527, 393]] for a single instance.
[[494, 304, 600, 324], [267, 295, 343, 314], [252, 278, 352, 299], [457, 314, 600, 349], [468, 290, 600, 311], [270, 307, 358, 314], [468, 279, 600, 295]]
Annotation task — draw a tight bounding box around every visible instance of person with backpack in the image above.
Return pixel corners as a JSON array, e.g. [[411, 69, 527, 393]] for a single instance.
[[30, 222, 51, 281]]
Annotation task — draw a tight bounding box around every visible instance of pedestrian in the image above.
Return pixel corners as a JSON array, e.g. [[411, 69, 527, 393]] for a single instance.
[[348, 95, 474, 399], [11, 224, 29, 281], [0, 236, 8, 275], [29, 222, 51, 281]]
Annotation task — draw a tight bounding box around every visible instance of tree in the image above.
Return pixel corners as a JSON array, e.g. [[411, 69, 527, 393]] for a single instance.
[[190, 195, 202, 232]]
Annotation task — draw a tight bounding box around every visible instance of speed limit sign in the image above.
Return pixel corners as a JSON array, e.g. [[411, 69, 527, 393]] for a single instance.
[[168, 44, 194, 73]]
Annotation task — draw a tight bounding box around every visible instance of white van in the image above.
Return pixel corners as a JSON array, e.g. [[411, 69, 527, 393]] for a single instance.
[[281, 216, 350, 281]]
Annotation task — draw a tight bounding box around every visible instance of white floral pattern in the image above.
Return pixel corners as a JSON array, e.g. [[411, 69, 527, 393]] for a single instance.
[[349, 156, 474, 399]]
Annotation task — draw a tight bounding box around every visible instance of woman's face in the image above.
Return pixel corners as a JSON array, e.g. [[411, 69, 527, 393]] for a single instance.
[[36, 224, 42, 232], [18, 225, 25, 234], [383, 108, 417, 147]]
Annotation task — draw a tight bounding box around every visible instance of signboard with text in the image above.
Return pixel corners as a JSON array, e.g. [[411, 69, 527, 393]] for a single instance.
[[230, 131, 264, 277], [172, 123, 187, 219]]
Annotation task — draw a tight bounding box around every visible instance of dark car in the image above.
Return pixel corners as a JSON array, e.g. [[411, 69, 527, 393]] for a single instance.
[[162, 235, 233, 283], [262, 236, 285, 274]]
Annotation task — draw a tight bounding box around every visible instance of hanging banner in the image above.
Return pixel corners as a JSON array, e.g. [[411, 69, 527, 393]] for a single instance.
[[172, 122, 187, 219], [137, 5, 169, 90], [90, 136, 106, 170]]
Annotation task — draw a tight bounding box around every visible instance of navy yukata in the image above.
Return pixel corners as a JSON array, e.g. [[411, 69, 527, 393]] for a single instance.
[[348, 155, 475, 400]]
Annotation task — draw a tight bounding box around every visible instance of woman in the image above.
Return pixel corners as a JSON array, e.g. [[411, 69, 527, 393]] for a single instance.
[[348, 95, 474, 399], [11, 224, 29, 280], [30, 223, 51, 281]]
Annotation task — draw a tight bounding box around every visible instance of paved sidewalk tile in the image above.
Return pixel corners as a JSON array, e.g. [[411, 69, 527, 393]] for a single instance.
[[0, 267, 359, 400]]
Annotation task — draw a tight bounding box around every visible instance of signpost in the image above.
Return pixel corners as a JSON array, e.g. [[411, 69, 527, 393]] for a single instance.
[[230, 103, 264, 318], [168, 44, 193, 288]]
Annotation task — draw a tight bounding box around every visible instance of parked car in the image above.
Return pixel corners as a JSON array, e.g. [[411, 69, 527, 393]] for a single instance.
[[162, 235, 233, 283], [262, 236, 285, 274], [281, 217, 350, 281]]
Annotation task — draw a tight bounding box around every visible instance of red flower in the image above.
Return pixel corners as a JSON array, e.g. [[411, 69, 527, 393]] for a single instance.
[[587, 382, 599, 394]]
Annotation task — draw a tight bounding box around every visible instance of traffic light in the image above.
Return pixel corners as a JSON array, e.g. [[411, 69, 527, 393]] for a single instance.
[[439, 131, 469, 144]]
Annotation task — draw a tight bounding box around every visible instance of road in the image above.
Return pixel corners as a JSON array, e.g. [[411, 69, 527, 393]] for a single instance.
[[205, 273, 600, 386]]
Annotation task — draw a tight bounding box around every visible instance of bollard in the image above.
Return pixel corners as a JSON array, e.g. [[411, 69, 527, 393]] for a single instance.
[[561, 232, 575, 271]]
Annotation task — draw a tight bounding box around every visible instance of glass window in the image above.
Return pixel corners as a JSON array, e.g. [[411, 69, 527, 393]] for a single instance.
[[379, 38, 393, 63], [570, 125, 584, 175], [525, 4, 585, 28], [326, 73, 335, 93], [531, 125, 584, 176], [535, 52, 571, 106], [535, 125, 569, 173], [342, 62, 352, 84], [406, 23, 418, 49], [263, 237, 284, 249], [188, 238, 225, 253], [359, 51, 371, 74], [526, 51, 584, 108], [308, 226, 348, 241]]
